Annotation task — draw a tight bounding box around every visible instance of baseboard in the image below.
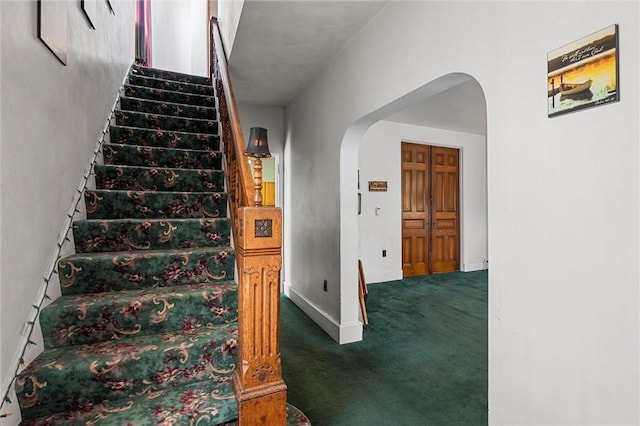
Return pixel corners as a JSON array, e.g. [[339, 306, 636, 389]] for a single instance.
[[284, 284, 362, 344], [461, 262, 486, 272], [365, 270, 402, 284]]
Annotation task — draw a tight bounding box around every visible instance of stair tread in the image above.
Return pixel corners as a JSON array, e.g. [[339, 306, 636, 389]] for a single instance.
[[110, 124, 220, 142], [114, 110, 219, 135], [124, 84, 215, 107], [21, 378, 237, 426], [58, 245, 234, 294], [46, 280, 236, 308], [102, 143, 223, 170], [62, 245, 233, 260], [74, 217, 230, 225], [115, 109, 218, 126], [119, 96, 216, 121], [41, 281, 237, 348], [103, 142, 222, 156], [17, 324, 237, 421], [73, 217, 231, 253], [121, 95, 216, 112], [131, 64, 212, 86], [128, 74, 214, 93], [96, 163, 226, 173]]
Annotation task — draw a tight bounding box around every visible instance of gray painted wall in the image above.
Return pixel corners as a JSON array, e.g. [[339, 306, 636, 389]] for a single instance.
[[0, 1, 135, 421]]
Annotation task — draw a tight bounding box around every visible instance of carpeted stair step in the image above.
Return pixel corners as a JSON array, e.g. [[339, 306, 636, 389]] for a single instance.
[[124, 84, 215, 107], [95, 164, 225, 192], [16, 323, 237, 421], [73, 218, 231, 253], [85, 189, 227, 220], [109, 126, 220, 151], [58, 246, 234, 295], [131, 63, 212, 86], [109, 125, 220, 151], [102, 143, 222, 169], [20, 378, 237, 426], [40, 281, 238, 348], [129, 74, 214, 96], [120, 96, 216, 120], [114, 110, 218, 134]]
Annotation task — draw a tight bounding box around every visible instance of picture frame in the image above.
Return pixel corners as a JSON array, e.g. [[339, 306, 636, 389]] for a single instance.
[[38, 0, 68, 65], [547, 24, 619, 117], [81, 0, 97, 30]]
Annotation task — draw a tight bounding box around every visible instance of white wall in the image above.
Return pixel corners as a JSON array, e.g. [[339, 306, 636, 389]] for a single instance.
[[0, 0, 134, 422], [284, 1, 638, 424], [151, 0, 208, 77], [217, 0, 244, 57], [358, 120, 487, 283], [238, 104, 285, 200]]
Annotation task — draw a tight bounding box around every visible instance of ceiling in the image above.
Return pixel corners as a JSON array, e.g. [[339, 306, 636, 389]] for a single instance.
[[385, 80, 487, 135], [228, 1, 388, 106], [228, 1, 487, 135]]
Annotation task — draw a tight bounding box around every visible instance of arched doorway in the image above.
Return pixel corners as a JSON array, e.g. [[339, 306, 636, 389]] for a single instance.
[[340, 73, 488, 330]]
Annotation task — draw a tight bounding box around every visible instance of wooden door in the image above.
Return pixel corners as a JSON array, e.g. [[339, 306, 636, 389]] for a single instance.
[[401, 143, 460, 276], [402, 143, 430, 276], [430, 147, 460, 273]]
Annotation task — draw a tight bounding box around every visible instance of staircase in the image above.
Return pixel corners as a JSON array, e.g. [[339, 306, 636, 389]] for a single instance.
[[14, 65, 244, 425]]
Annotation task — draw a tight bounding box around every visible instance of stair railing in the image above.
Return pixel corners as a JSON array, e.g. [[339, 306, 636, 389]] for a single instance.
[[210, 17, 287, 426]]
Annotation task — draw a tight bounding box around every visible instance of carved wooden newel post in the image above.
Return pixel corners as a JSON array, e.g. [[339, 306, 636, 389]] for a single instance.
[[233, 207, 287, 425]]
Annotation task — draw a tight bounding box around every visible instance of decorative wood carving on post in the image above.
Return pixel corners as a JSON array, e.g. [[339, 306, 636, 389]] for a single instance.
[[233, 207, 286, 425], [210, 17, 287, 425]]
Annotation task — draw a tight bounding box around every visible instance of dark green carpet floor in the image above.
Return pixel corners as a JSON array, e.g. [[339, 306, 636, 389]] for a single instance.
[[281, 271, 488, 426]]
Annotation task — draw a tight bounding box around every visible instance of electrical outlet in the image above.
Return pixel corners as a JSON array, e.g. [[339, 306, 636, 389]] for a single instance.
[[382, 249, 387, 257], [323, 279, 327, 292]]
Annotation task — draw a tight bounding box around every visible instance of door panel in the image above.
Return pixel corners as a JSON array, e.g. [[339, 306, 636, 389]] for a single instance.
[[431, 146, 460, 273], [401, 143, 430, 276], [401, 143, 460, 277]]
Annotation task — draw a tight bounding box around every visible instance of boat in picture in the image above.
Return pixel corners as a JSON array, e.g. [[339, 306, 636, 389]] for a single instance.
[[559, 79, 592, 95]]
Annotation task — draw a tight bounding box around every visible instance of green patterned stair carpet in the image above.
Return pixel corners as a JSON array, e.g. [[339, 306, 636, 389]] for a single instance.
[[15, 65, 242, 425]]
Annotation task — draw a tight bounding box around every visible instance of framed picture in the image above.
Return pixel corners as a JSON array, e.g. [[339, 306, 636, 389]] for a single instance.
[[81, 0, 97, 29], [38, 0, 68, 65], [547, 24, 619, 117]]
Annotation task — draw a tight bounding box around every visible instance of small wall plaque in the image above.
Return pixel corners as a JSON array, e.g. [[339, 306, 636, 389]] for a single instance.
[[368, 181, 387, 192]]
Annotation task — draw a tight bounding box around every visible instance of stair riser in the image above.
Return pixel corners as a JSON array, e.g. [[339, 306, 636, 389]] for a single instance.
[[131, 64, 211, 86], [20, 379, 237, 426], [84, 190, 227, 220], [109, 125, 220, 151], [120, 97, 216, 120], [102, 144, 222, 170], [95, 165, 225, 193], [73, 218, 231, 253], [41, 283, 237, 348], [114, 110, 218, 135], [17, 325, 237, 421], [58, 248, 234, 295], [124, 84, 215, 107], [128, 74, 214, 96]]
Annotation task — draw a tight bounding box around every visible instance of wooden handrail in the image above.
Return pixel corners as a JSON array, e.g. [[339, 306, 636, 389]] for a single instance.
[[210, 17, 287, 426], [210, 17, 255, 210]]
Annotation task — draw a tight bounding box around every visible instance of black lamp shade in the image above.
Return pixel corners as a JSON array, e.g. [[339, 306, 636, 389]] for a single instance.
[[246, 127, 270, 158]]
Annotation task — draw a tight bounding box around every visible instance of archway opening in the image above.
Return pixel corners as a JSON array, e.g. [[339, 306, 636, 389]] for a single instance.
[[339, 72, 488, 336]]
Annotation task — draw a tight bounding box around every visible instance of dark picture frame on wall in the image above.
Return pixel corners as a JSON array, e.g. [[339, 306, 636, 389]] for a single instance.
[[38, 0, 68, 65], [81, 0, 97, 30], [547, 24, 619, 117]]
